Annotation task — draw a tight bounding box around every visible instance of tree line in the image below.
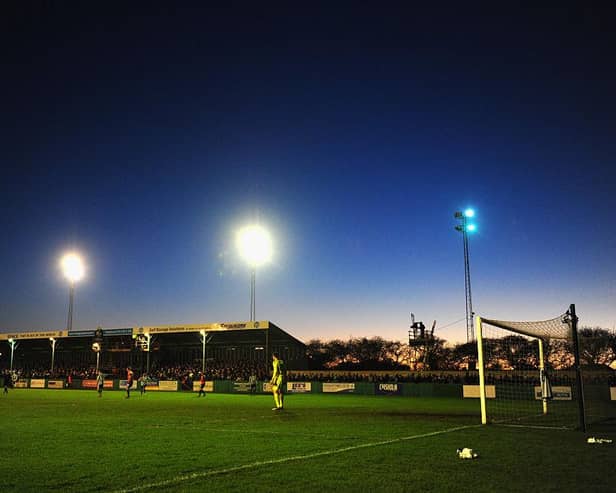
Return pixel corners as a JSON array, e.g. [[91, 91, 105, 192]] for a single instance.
[[305, 327, 616, 371]]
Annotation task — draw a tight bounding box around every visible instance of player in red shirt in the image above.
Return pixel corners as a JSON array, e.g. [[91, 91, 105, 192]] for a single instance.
[[198, 372, 206, 397], [126, 367, 134, 399]]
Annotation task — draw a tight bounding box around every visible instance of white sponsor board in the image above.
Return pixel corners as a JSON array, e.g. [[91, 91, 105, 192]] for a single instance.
[[0, 330, 67, 340], [134, 321, 269, 336], [262, 382, 273, 393], [30, 379, 46, 389], [287, 382, 311, 393], [14, 380, 28, 388], [155, 380, 179, 391], [323, 382, 355, 393], [463, 385, 496, 398], [47, 380, 64, 389], [611, 387, 616, 401], [192, 381, 214, 392], [534, 386, 572, 401], [232, 381, 253, 392]]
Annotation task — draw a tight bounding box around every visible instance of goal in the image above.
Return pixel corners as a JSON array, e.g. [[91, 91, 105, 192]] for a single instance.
[[476, 305, 586, 430]]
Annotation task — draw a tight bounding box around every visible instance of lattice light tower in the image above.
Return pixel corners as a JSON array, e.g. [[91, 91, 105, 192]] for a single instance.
[[454, 209, 477, 342]]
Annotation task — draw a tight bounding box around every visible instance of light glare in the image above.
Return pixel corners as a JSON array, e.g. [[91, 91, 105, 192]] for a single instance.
[[61, 253, 84, 282], [467, 223, 477, 232], [464, 208, 475, 218], [236, 225, 273, 267]]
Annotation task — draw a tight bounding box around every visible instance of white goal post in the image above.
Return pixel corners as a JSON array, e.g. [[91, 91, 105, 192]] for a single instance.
[[475, 304, 586, 430]]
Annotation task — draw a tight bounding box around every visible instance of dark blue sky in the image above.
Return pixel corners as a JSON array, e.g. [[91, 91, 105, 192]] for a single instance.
[[2, 4, 615, 342]]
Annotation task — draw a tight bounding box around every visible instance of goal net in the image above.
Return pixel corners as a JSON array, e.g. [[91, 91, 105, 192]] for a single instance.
[[476, 307, 584, 429]]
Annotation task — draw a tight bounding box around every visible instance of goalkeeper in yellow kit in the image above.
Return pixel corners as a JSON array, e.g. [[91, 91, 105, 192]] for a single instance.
[[270, 352, 286, 410]]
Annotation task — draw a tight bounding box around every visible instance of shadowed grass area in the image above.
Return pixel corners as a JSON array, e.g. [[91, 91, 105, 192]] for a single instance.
[[0, 390, 613, 492]]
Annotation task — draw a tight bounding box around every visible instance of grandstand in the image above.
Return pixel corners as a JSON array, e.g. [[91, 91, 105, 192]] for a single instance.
[[0, 320, 307, 375]]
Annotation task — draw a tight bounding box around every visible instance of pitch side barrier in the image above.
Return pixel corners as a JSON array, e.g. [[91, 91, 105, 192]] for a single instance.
[[7, 377, 464, 397], [0, 378, 490, 398], [7, 374, 614, 402], [0, 376, 465, 399]]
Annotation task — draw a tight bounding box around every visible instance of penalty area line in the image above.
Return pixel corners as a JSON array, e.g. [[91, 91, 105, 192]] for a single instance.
[[114, 424, 478, 493]]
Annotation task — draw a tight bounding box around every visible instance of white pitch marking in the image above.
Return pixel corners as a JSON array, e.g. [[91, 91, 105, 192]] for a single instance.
[[193, 427, 365, 440], [114, 424, 478, 493]]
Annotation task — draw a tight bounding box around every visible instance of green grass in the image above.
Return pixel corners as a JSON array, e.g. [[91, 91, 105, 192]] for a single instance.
[[0, 390, 613, 492]]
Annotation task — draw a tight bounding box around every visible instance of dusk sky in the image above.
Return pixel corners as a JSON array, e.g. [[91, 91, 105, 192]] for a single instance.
[[2, 4, 615, 344]]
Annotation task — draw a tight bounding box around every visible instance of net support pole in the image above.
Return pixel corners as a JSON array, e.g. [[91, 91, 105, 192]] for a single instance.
[[250, 269, 256, 321], [569, 304, 586, 432], [265, 325, 270, 366], [538, 338, 547, 415], [475, 315, 487, 425]]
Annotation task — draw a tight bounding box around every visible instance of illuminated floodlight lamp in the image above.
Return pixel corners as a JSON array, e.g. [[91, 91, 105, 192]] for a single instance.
[[60, 252, 85, 332], [236, 224, 273, 322], [236, 225, 273, 267], [466, 223, 477, 233], [464, 208, 475, 218], [61, 253, 84, 283]]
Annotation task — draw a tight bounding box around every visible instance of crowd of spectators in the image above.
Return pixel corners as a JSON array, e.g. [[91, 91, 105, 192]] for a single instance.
[[287, 371, 478, 384], [150, 360, 268, 382], [5, 367, 101, 380]]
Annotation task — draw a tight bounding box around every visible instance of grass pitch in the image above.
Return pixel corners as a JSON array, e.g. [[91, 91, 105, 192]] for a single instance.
[[0, 390, 613, 492]]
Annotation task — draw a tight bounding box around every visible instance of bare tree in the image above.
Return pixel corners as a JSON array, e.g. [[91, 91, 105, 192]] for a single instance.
[[579, 327, 616, 367]]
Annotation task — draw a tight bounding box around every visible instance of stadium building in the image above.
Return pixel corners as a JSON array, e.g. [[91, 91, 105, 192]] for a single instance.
[[0, 320, 307, 374]]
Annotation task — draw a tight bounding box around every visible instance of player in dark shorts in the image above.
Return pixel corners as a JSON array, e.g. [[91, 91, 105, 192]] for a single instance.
[[96, 371, 104, 397], [198, 372, 206, 397], [139, 374, 148, 395], [3, 371, 10, 395], [249, 373, 257, 395], [126, 367, 134, 398]]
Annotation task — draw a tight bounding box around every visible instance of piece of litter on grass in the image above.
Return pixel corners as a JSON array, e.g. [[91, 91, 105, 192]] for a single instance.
[[456, 447, 478, 459], [587, 437, 612, 444]]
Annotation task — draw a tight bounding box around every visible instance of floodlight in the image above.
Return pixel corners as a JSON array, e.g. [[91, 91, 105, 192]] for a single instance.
[[466, 224, 477, 232], [61, 253, 84, 283], [61, 252, 85, 332], [464, 208, 475, 218], [236, 225, 272, 267]]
